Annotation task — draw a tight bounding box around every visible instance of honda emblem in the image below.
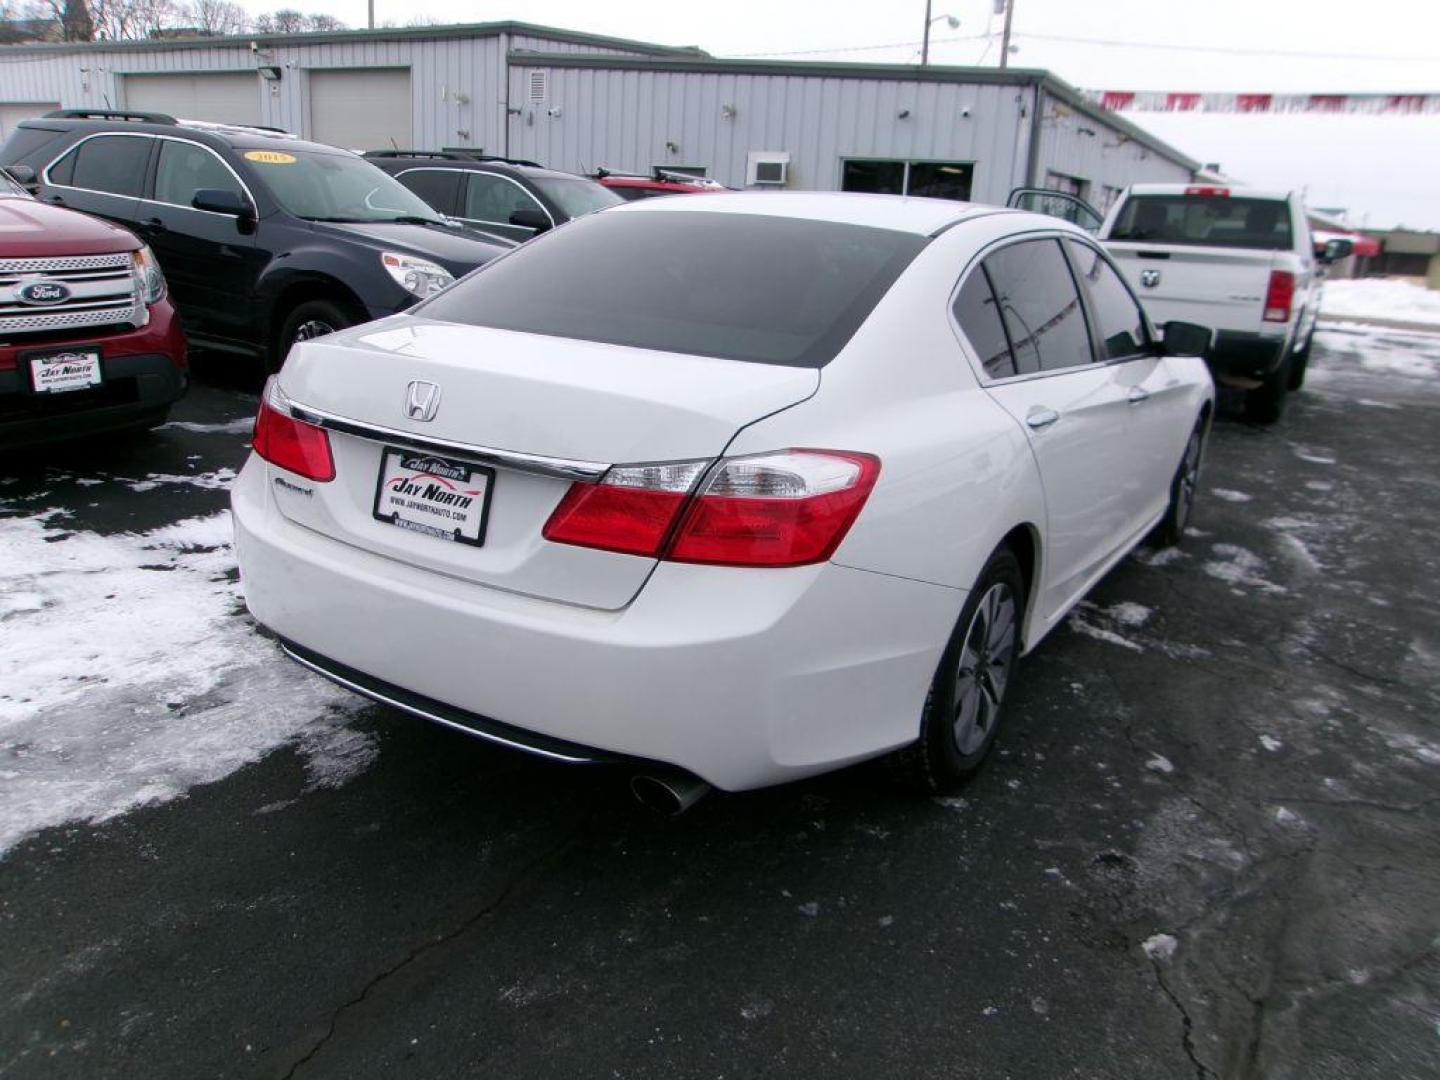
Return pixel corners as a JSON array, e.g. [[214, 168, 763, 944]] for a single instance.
[[1140, 269, 1162, 289], [405, 380, 441, 422]]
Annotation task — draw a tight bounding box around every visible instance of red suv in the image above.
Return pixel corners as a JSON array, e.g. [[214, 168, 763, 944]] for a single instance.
[[591, 168, 728, 201], [0, 167, 186, 448]]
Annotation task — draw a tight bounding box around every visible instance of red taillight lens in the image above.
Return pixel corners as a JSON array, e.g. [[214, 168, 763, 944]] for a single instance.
[[1263, 270, 1295, 323], [252, 379, 335, 482], [1184, 185, 1230, 197], [542, 450, 880, 568]]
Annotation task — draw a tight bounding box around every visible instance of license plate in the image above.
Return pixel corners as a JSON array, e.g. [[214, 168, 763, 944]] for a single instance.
[[30, 349, 102, 394], [372, 449, 493, 547]]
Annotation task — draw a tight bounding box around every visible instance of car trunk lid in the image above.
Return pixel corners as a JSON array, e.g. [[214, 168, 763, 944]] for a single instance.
[[268, 317, 819, 609]]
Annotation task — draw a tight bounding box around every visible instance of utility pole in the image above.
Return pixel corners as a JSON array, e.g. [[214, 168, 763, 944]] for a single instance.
[[999, 0, 1015, 69], [368, 0, 375, 30], [922, 0, 933, 66]]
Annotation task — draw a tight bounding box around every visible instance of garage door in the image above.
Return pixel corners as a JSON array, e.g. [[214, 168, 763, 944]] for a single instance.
[[0, 103, 59, 140], [309, 68, 411, 152], [123, 73, 261, 126]]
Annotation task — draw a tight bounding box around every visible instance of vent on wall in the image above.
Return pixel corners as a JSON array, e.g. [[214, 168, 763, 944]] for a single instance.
[[528, 70, 548, 105], [746, 151, 790, 186]]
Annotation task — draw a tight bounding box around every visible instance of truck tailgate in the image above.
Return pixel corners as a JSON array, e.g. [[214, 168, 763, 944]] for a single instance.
[[1106, 243, 1278, 332]]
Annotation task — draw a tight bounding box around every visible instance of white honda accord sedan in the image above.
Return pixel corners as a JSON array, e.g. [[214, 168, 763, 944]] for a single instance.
[[232, 192, 1214, 807]]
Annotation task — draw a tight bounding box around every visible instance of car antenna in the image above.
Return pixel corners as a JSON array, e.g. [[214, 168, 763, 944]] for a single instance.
[[389, 135, 399, 150]]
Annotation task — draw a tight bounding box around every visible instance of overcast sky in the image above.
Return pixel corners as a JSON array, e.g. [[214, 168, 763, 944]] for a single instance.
[[243, 0, 1440, 228]]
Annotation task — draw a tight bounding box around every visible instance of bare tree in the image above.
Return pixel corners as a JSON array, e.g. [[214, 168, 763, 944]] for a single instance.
[[186, 0, 246, 34], [89, 0, 186, 39], [253, 8, 343, 33]]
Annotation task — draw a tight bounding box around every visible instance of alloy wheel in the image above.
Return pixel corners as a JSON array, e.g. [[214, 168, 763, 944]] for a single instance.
[[293, 319, 337, 343], [952, 582, 1017, 756], [1175, 429, 1203, 533]]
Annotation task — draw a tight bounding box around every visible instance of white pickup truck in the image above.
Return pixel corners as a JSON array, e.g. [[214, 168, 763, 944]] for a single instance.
[[1096, 184, 1351, 422]]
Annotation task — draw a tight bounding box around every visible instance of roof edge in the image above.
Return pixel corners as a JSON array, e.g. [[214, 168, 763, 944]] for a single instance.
[[0, 19, 709, 58]]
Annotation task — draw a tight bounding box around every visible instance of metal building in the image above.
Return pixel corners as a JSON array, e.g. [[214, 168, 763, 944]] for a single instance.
[[0, 20, 1198, 207]]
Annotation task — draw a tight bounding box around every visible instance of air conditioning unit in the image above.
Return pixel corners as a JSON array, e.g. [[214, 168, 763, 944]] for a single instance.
[[747, 151, 790, 186]]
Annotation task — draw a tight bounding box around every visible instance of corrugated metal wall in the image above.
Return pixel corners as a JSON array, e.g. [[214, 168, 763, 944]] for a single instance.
[[0, 31, 1192, 202], [506, 62, 1037, 202]]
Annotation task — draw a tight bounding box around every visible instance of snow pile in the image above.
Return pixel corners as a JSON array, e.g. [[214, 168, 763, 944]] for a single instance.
[[1321, 278, 1440, 327], [0, 510, 372, 856]]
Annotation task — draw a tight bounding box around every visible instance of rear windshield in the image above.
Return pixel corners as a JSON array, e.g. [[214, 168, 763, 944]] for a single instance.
[[1110, 195, 1294, 251], [416, 211, 927, 367]]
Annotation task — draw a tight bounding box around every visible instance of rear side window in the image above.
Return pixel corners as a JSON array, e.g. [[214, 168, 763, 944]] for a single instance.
[[1110, 194, 1294, 251], [952, 268, 1016, 379], [397, 169, 461, 215], [981, 239, 1094, 374], [1, 124, 68, 168], [1064, 240, 1149, 359], [417, 211, 927, 368], [154, 140, 242, 206], [57, 135, 151, 197]]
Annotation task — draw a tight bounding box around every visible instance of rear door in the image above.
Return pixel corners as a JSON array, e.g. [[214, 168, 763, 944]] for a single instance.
[[394, 167, 463, 218], [40, 132, 153, 233], [953, 237, 1139, 619], [1007, 188, 1103, 234], [142, 137, 260, 345]]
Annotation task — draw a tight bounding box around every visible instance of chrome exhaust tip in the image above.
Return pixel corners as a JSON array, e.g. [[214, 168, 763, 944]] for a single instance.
[[630, 772, 712, 816]]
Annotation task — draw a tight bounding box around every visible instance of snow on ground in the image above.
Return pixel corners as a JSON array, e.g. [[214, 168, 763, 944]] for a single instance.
[[1321, 278, 1440, 327], [1315, 324, 1440, 379], [0, 508, 373, 857]]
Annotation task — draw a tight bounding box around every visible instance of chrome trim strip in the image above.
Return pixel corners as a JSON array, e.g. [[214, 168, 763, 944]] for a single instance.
[[280, 643, 600, 764], [286, 398, 609, 482]]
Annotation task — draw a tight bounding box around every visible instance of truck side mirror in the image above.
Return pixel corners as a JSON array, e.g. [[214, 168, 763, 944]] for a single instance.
[[1320, 238, 1353, 263]]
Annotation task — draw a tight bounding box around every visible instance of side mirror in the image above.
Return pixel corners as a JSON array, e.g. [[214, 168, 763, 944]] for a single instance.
[[1320, 238, 1353, 263], [3, 163, 36, 188], [1160, 321, 1212, 358], [508, 208, 551, 233], [192, 188, 250, 216]]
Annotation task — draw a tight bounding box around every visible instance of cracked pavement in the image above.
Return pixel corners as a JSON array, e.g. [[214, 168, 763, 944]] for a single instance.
[[2, 330, 1438, 1078]]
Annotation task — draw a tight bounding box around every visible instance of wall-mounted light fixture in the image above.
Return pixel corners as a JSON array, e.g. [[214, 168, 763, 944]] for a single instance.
[[898, 108, 911, 119], [257, 65, 282, 81], [665, 140, 680, 154], [721, 104, 737, 120]]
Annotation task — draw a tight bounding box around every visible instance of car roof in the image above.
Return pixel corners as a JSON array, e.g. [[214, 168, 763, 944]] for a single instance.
[[1125, 182, 1292, 201], [365, 154, 578, 181], [611, 191, 1001, 235]]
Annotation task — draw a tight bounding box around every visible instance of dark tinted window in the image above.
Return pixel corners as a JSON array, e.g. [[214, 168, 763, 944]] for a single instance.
[[464, 172, 545, 224], [1065, 240, 1148, 359], [953, 268, 1015, 378], [842, 160, 905, 195], [2, 124, 68, 170], [68, 135, 151, 197], [1110, 194, 1294, 250], [906, 162, 972, 201], [154, 140, 241, 206], [418, 211, 927, 368], [982, 239, 1093, 374], [396, 168, 461, 215]]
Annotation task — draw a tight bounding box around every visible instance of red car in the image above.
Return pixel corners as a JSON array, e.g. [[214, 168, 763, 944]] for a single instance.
[[591, 168, 728, 201], [0, 168, 187, 448]]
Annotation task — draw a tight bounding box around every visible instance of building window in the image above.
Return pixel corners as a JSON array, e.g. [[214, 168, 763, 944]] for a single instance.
[[842, 159, 973, 201], [1045, 170, 1090, 201]]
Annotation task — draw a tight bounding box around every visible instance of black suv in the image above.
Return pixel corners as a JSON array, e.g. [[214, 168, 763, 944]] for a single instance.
[[363, 151, 622, 243], [0, 110, 515, 369]]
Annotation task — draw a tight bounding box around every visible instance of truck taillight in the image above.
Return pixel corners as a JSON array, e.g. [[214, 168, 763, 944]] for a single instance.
[[543, 451, 880, 567], [252, 378, 335, 482], [1263, 270, 1295, 323]]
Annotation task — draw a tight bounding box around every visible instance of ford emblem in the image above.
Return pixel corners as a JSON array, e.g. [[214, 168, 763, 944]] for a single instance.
[[17, 280, 71, 305]]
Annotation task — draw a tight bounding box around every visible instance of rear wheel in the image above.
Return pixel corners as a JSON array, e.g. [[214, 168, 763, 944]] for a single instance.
[[1151, 419, 1205, 547], [1287, 332, 1314, 390], [273, 299, 358, 371], [1245, 352, 1292, 424], [890, 548, 1025, 793]]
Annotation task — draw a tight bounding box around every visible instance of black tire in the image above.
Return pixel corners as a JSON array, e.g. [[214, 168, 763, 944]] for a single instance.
[[273, 299, 357, 372], [1287, 333, 1313, 391], [889, 547, 1025, 793], [1245, 352, 1292, 424], [1150, 419, 1205, 547]]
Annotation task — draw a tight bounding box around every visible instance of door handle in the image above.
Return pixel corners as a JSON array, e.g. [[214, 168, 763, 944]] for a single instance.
[[1128, 387, 1151, 404], [1025, 407, 1060, 430], [142, 217, 166, 234], [46, 194, 65, 206]]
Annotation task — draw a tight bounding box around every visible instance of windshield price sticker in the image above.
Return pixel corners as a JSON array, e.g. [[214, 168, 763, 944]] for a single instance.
[[244, 150, 297, 164], [372, 449, 493, 547]]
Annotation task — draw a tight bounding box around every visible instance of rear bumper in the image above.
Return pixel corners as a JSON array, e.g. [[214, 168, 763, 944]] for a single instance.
[[1208, 330, 1291, 378], [231, 456, 962, 791], [0, 301, 189, 448]]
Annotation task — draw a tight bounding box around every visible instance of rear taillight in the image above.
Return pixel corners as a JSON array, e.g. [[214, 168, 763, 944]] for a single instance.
[[543, 450, 880, 568], [252, 378, 335, 482], [1263, 270, 1295, 323], [1184, 185, 1230, 197]]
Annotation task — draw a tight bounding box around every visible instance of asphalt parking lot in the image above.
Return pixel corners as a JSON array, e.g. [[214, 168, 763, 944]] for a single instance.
[[2, 329, 1438, 1079]]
